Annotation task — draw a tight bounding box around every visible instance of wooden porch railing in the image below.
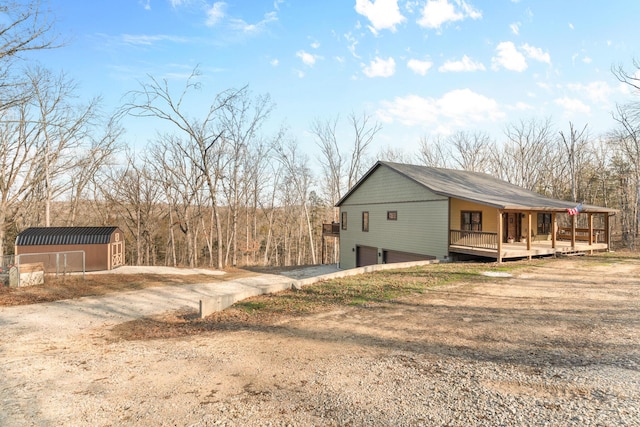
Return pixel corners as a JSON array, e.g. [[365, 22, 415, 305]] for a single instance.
[[450, 230, 498, 249], [557, 227, 605, 242], [322, 222, 340, 237]]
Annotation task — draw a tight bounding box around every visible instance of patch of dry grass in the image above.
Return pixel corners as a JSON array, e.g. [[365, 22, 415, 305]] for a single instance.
[[0, 270, 256, 306]]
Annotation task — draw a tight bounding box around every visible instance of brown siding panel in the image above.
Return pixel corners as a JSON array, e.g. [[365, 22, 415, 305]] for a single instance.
[[383, 250, 435, 264]]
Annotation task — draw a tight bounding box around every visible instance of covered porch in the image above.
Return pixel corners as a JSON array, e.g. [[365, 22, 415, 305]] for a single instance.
[[449, 209, 612, 262]]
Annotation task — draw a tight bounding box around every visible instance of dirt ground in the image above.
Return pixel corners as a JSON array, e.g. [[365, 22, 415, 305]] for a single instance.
[[1, 257, 639, 426]]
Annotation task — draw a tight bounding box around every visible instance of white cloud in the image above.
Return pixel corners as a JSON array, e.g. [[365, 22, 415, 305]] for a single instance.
[[417, 0, 481, 30], [439, 55, 485, 72], [510, 22, 520, 35], [583, 56, 592, 64], [120, 34, 190, 46], [310, 41, 320, 49], [491, 41, 527, 72], [554, 97, 590, 115], [407, 58, 433, 75], [377, 94, 439, 125], [567, 81, 613, 105], [296, 50, 319, 66], [513, 102, 533, 111], [344, 32, 360, 58], [355, 0, 406, 34], [438, 89, 504, 123], [363, 56, 396, 77], [521, 43, 550, 64], [270, 58, 279, 67], [206, 2, 226, 27], [229, 11, 278, 34], [569, 22, 574, 30], [377, 89, 504, 127]]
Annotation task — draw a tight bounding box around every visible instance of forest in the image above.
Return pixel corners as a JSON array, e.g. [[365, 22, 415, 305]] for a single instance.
[[2, 2, 640, 269]]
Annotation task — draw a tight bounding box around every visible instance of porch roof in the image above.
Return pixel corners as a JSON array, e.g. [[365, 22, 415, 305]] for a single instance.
[[338, 161, 616, 213]]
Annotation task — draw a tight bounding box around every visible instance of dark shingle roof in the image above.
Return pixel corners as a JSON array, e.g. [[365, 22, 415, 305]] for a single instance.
[[16, 227, 119, 246], [337, 161, 617, 213]]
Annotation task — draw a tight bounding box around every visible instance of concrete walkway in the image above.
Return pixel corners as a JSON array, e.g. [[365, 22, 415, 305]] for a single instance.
[[0, 260, 438, 346]]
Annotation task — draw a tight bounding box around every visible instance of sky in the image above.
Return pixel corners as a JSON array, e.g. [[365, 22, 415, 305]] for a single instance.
[[29, 0, 640, 159]]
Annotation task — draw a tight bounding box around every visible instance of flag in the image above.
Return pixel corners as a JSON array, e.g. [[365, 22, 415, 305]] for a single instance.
[[567, 203, 583, 215]]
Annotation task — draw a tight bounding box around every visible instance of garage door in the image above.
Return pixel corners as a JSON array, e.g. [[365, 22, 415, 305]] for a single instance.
[[383, 250, 435, 264], [356, 245, 378, 267]]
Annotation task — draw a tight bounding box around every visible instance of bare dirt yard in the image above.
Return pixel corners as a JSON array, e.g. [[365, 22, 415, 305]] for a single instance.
[[1, 256, 639, 426]]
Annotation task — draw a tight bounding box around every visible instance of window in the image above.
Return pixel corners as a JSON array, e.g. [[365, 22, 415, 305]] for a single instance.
[[537, 213, 552, 234], [461, 211, 482, 231], [387, 210, 397, 221], [341, 212, 347, 230], [362, 211, 369, 232]]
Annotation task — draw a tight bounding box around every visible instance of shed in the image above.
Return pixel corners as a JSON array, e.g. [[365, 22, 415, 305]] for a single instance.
[[15, 227, 125, 272]]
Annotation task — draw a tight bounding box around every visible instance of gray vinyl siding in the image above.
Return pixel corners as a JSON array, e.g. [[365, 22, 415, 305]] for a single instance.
[[339, 165, 450, 269], [341, 166, 445, 205]]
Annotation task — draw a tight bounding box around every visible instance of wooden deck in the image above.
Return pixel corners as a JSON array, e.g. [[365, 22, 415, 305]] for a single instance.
[[450, 239, 608, 260]]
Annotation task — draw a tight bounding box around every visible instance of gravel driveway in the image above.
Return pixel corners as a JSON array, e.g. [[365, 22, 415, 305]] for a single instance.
[[0, 258, 638, 426]]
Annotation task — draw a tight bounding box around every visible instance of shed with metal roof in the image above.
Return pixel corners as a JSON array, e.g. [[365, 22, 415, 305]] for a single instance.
[[15, 227, 125, 272]]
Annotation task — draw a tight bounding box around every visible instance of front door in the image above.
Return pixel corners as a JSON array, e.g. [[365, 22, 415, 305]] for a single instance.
[[504, 213, 520, 242]]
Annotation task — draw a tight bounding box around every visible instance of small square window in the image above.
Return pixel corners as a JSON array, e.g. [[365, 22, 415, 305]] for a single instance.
[[387, 211, 397, 221], [341, 212, 347, 230], [362, 211, 369, 232]]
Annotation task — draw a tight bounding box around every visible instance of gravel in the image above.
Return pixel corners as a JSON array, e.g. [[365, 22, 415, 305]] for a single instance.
[[1, 258, 639, 426]]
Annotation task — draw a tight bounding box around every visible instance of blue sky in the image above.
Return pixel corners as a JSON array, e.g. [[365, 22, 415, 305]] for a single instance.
[[33, 0, 640, 157]]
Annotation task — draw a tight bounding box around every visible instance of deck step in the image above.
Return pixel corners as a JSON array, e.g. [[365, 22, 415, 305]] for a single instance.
[[557, 251, 585, 257]]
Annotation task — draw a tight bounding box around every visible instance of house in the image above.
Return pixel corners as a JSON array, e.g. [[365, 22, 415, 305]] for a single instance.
[[15, 226, 125, 272], [335, 161, 616, 268]]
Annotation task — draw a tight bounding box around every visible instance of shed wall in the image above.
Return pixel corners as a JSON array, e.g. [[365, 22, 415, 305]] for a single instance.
[[15, 244, 109, 271]]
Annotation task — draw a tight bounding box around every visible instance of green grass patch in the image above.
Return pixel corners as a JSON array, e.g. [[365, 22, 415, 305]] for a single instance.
[[233, 261, 529, 316]]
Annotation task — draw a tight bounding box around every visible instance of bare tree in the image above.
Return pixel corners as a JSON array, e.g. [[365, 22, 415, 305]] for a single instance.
[[95, 151, 163, 265], [146, 134, 206, 267], [311, 112, 381, 211], [347, 112, 381, 188], [417, 134, 449, 168], [68, 116, 123, 225], [218, 90, 274, 266], [610, 59, 640, 246], [559, 122, 591, 202], [274, 139, 317, 265], [0, 1, 59, 110], [0, 96, 41, 257], [376, 145, 416, 164], [447, 130, 494, 172], [24, 66, 102, 226], [492, 118, 554, 191], [120, 67, 244, 269]]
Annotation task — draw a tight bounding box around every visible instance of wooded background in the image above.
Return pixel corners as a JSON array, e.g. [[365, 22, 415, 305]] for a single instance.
[[2, 2, 640, 268]]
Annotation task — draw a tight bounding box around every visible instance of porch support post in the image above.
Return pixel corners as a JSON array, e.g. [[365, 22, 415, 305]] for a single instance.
[[497, 210, 503, 264], [526, 211, 532, 259], [588, 213, 594, 254], [551, 212, 557, 249], [571, 214, 577, 249], [605, 213, 611, 252]]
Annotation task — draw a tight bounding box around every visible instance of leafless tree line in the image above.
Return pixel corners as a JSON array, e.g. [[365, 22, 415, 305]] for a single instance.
[[3, 1, 640, 266]]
